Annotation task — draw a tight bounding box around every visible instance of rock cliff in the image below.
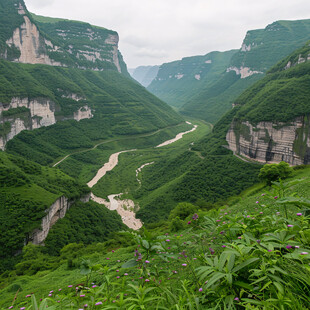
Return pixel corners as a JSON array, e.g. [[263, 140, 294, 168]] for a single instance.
[[1, 1, 128, 75], [226, 116, 310, 165], [30, 194, 91, 245], [0, 97, 93, 150], [4, 2, 63, 66]]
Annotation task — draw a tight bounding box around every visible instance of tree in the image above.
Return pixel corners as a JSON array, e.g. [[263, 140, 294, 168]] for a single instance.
[[169, 202, 198, 220], [258, 161, 293, 185]]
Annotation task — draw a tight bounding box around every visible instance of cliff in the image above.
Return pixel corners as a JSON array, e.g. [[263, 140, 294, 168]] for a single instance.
[[0, 96, 93, 150], [226, 116, 310, 165], [30, 194, 90, 245], [0, 0, 129, 75], [225, 41, 310, 166], [147, 50, 237, 108], [180, 19, 310, 123]]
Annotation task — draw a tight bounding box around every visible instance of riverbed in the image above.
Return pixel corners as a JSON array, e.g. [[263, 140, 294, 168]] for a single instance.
[[88, 122, 197, 230]]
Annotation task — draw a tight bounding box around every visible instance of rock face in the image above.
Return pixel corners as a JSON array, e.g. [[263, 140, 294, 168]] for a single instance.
[[226, 116, 310, 165], [5, 3, 63, 66], [30, 194, 91, 245], [226, 66, 263, 79], [0, 97, 93, 150], [2, 2, 128, 74]]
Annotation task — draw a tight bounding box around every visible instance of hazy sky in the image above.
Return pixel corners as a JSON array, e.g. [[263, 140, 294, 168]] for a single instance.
[[25, 0, 310, 68]]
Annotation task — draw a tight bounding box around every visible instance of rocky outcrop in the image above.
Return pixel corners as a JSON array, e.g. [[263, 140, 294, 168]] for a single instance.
[[5, 3, 63, 66], [0, 97, 93, 150], [226, 66, 263, 79], [226, 116, 310, 165], [30, 194, 91, 245]]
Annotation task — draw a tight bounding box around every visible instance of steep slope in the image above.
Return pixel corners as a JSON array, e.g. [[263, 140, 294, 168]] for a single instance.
[[130, 65, 160, 87], [0, 150, 89, 271], [226, 41, 310, 165], [0, 0, 128, 75], [31, 13, 129, 76], [0, 59, 182, 162], [180, 19, 310, 123], [0, 1, 182, 152], [147, 50, 237, 108]]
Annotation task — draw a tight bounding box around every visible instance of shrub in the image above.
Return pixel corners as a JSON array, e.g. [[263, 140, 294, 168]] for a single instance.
[[259, 161, 293, 185]]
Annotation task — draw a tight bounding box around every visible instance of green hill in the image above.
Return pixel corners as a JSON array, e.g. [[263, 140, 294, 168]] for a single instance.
[[0, 164, 309, 309], [0, 58, 182, 164], [147, 50, 237, 109], [0, 150, 89, 272], [0, 0, 129, 75], [180, 19, 310, 123]]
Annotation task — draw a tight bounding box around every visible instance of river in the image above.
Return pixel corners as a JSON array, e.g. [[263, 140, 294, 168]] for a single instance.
[[88, 122, 197, 230]]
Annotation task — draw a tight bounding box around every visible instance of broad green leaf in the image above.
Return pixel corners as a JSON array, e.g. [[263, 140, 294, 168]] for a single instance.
[[232, 257, 259, 273], [122, 259, 138, 268], [273, 282, 284, 295], [205, 272, 226, 289]]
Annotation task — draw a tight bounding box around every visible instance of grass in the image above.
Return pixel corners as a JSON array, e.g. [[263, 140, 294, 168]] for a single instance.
[[90, 120, 212, 214], [0, 165, 309, 309]]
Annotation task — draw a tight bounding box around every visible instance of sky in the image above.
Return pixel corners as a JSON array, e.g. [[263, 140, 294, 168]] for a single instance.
[[25, 0, 310, 68]]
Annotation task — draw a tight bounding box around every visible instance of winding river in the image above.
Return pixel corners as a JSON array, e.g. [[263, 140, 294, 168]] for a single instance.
[[88, 122, 197, 230]]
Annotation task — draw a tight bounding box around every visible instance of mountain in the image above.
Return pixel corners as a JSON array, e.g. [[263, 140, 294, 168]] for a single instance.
[[0, 0, 129, 75], [0, 0, 182, 153], [129, 65, 160, 87], [226, 41, 310, 165], [147, 50, 237, 109], [164, 19, 310, 122]]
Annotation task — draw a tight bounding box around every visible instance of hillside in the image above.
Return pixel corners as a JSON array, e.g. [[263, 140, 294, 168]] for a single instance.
[[0, 58, 182, 155], [179, 19, 310, 123], [0, 150, 89, 272], [0, 0, 129, 75], [129, 65, 160, 87], [226, 41, 310, 165], [147, 50, 237, 109], [0, 165, 309, 309]]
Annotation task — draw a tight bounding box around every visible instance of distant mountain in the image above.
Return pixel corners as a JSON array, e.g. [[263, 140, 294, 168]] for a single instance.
[[180, 19, 310, 123], [129, 65, 160, 87], [147, 50, 237, 109]]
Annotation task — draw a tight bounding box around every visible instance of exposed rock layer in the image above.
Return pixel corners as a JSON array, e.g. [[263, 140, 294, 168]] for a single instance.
[[30, 194, 91, 245], [0, 97, 93, 150], [226, 116, 310, 165]]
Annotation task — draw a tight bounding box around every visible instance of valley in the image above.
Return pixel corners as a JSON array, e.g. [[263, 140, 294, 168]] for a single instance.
[[1, 0, 310, 309]]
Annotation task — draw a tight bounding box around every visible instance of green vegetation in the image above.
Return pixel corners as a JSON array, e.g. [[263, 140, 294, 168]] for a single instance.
[[44, 201, 127, 256], [180, 19, 310, 123], [31, 13, 130, 74], [0, 0, 24, 60], [87, 119, 260, 224], [0, 59, 182, 164], [57, 122, 192, 183], [0, 166, 309, 309], [1, 107, 30, 118], [232, 62, 310, 123], [148, 50, 237, 109], [259, 162, 293, 185], [0, 151, 89, 273]]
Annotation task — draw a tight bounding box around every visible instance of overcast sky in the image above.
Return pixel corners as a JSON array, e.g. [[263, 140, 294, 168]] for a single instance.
[[25, 0, 310, 68]]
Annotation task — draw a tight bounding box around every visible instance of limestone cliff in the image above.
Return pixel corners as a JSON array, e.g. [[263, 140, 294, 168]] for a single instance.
[[30, 194, 90, 245], [0, 97, 93, 150], [4, 2, 63, 66], [1, 1, 128, 75], [226, 116, 310, 165]]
